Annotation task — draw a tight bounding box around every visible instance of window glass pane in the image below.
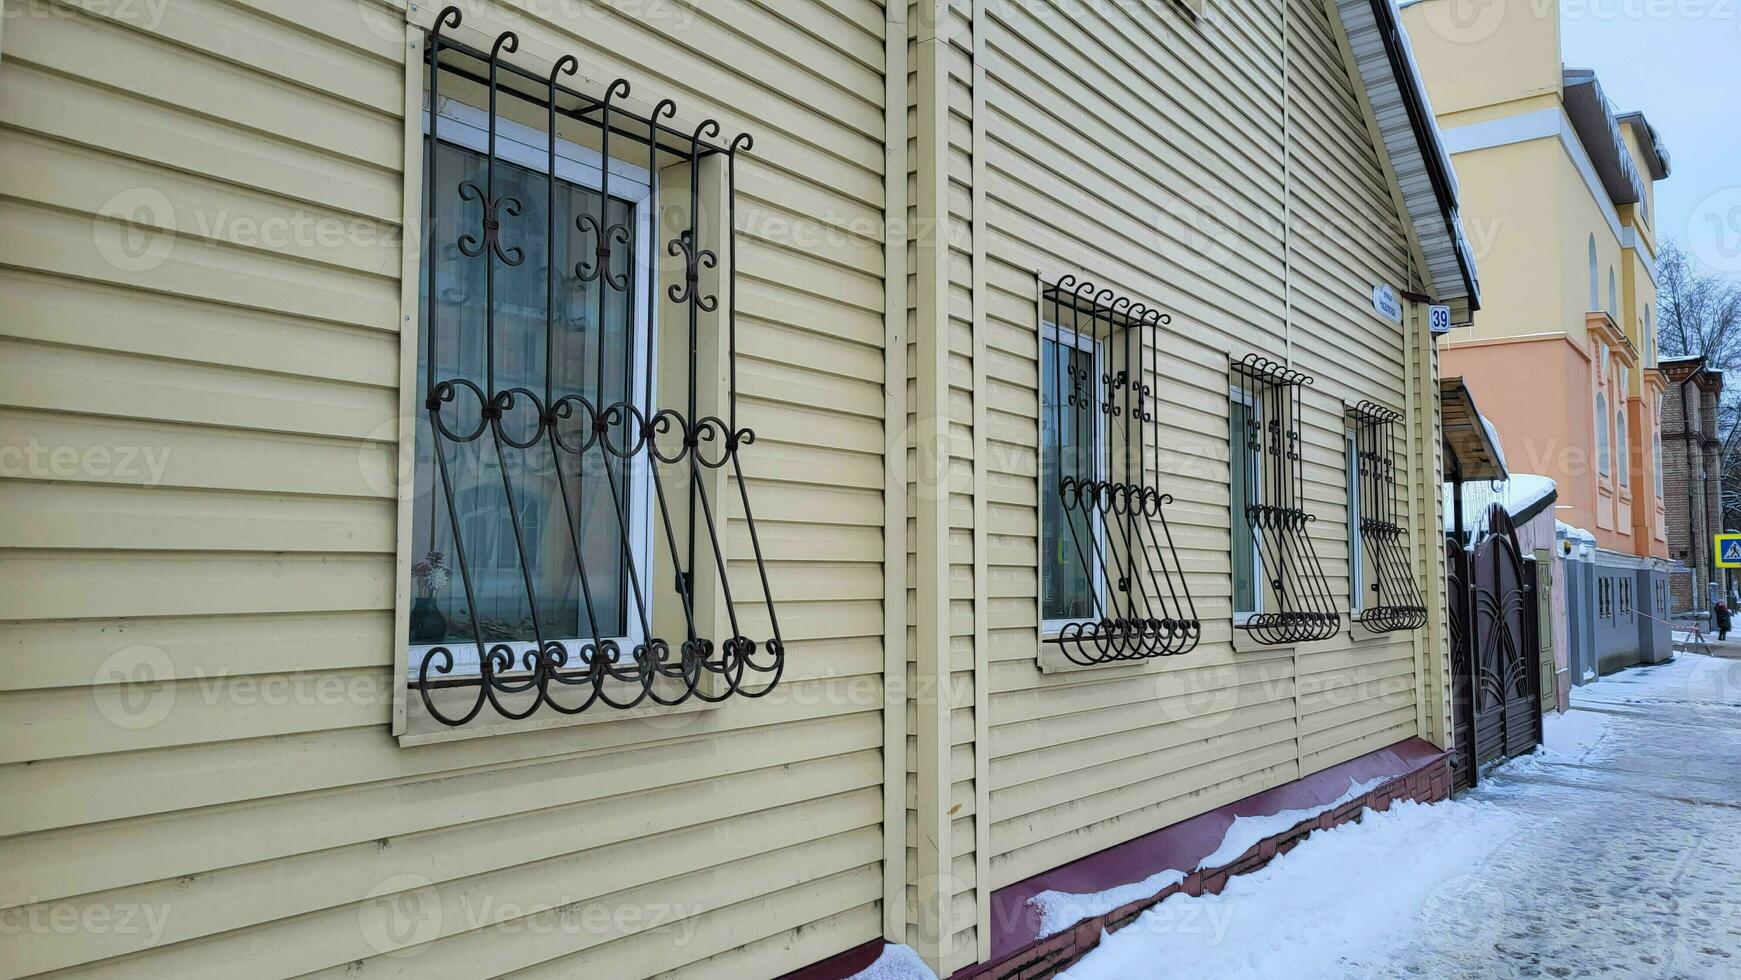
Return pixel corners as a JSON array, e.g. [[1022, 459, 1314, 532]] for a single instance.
[[1595, 392, 1609, 474], [1042, 334, 1097, 623], [1618, 411, 1629, 486], [1231, 397, 1258, 613], [411, 138, 637, 646]]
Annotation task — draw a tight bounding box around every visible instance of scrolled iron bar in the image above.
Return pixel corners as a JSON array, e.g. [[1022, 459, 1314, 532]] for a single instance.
[[1042, 277, 1201, 665], [1232, 354, 1340, 644], [1350, 401, 1428, 632], [411, 8, 782, 725]]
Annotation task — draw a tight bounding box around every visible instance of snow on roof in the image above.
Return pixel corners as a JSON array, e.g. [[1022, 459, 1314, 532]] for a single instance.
[[1443, 474, 1556, 535], [1479, 415, 1508, 473]]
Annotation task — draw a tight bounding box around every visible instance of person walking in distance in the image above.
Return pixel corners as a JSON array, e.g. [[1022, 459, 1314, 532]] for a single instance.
[[1715, 600, 1732, 642]]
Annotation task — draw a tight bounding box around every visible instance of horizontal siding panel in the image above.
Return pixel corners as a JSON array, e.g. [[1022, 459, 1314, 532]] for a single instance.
[[8, 778, 880, 974], [0, 551, 390, 623], [0, 407, 383, 497], [0, 336, 395, 442], [0, 61, 402, 222], [0, 269, 400, 388], [1, 130, 401, 276], [0, 198, 399, 330], [59, 827, 881, 980], [7, 9, 401, 170], [0, 698, 884, 834], [65, 0, 407, 111], [972, 0, 1423, 891], [991, 751, 1300, 890], [0, 610, 393, 692]]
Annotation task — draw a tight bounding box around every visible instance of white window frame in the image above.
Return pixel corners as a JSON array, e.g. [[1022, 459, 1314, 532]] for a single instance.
[[408, 97, 659, 676], [1231, 386, 1264, 622], [1040, 320, 1108, 637], [1346, 429, 1364, 616]]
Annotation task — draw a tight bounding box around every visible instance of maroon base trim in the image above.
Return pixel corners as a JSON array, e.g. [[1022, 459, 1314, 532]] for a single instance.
[[782, 737, 1450, 980], [777, 939, 889, 980], [955, 738, 1451, 980]]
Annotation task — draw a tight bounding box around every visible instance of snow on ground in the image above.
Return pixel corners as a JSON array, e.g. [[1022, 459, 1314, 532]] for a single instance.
[[1063, 652, 1741, 979], [1537, 706, 1608, 761], [1027, 776, 1389, 939], [1029, 868, 1189, 941], [845, 944, 935, 980], [1193, 776, 1387, 871], [1063, 798, 1522, 980]]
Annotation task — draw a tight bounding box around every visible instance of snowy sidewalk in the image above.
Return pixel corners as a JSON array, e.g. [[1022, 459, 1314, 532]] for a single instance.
[[1063, 653, 1741, 979]]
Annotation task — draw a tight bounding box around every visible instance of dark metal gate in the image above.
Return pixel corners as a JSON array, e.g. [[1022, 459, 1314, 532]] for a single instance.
[[1447, 505, 1542, 791]]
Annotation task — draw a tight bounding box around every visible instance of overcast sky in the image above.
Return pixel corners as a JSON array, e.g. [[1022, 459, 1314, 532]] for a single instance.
[[1558, 2, 1741, 280]]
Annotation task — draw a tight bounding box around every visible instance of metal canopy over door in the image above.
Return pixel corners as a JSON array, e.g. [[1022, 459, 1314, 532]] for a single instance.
[[1448, 504, 1543, 789]]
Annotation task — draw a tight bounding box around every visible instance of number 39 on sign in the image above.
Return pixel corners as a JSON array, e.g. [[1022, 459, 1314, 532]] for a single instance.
[[1428, 305, 1452, 335]]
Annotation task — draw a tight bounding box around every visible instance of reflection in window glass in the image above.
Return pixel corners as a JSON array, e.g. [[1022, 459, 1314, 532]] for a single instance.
[[1042, 332, 1101, 624], [411, 139, 639, 646], [1231, 395, 1260, 615]]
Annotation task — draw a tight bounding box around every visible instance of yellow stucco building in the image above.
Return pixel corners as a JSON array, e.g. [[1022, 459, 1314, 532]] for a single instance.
[[1403, 0, 1674, 684]]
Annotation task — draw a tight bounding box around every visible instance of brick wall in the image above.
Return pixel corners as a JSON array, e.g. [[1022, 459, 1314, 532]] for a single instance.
[[1662, 368, 1723, 612]]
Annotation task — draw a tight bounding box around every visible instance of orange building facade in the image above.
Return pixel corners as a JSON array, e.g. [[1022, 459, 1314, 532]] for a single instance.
[[1443, 317, 1667, 560]]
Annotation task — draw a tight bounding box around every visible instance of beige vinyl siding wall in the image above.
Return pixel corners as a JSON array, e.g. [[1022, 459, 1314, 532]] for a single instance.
[[0, 0, 894, 976], [1406, 309, 1453, 748], [1285, 0, 1421, 775], [966, 0, 1431, 897], [903, 1, 982, 972]]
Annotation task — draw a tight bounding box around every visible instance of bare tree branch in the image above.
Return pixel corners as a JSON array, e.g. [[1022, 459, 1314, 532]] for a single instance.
[[1660, 240, 1741, 531]]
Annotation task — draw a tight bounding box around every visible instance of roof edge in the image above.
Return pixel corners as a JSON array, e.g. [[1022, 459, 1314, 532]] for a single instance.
[[1616, 110, 1672, 180], [1336, 0, 1482, 312]]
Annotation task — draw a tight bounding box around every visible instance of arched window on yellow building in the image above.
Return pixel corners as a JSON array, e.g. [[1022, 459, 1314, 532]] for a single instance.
[[1596, 391, 1610, 476]]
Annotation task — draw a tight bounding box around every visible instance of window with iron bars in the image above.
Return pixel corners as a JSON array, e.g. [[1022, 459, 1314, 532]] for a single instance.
[[1230, 355, 1339, 644], [1039, 277, 1200, 666], [1348, 402, 1427, 632], [406, 8, 782, 728]]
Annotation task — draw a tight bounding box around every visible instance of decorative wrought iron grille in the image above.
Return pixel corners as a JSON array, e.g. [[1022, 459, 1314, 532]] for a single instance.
[[1231, 355, 1339, 644], [409, 7, 782, 726], [1041, 277, 1200, 665], [1350, 402, 1428, 631]]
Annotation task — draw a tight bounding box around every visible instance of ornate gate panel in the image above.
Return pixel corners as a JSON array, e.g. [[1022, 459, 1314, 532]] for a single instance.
[[1446, 533, 1476, 791], [1448, 506, 1542, 788]]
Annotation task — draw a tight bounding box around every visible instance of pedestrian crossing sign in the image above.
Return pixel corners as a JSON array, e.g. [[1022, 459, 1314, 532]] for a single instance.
[[1717, 534, 1741, 568]]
